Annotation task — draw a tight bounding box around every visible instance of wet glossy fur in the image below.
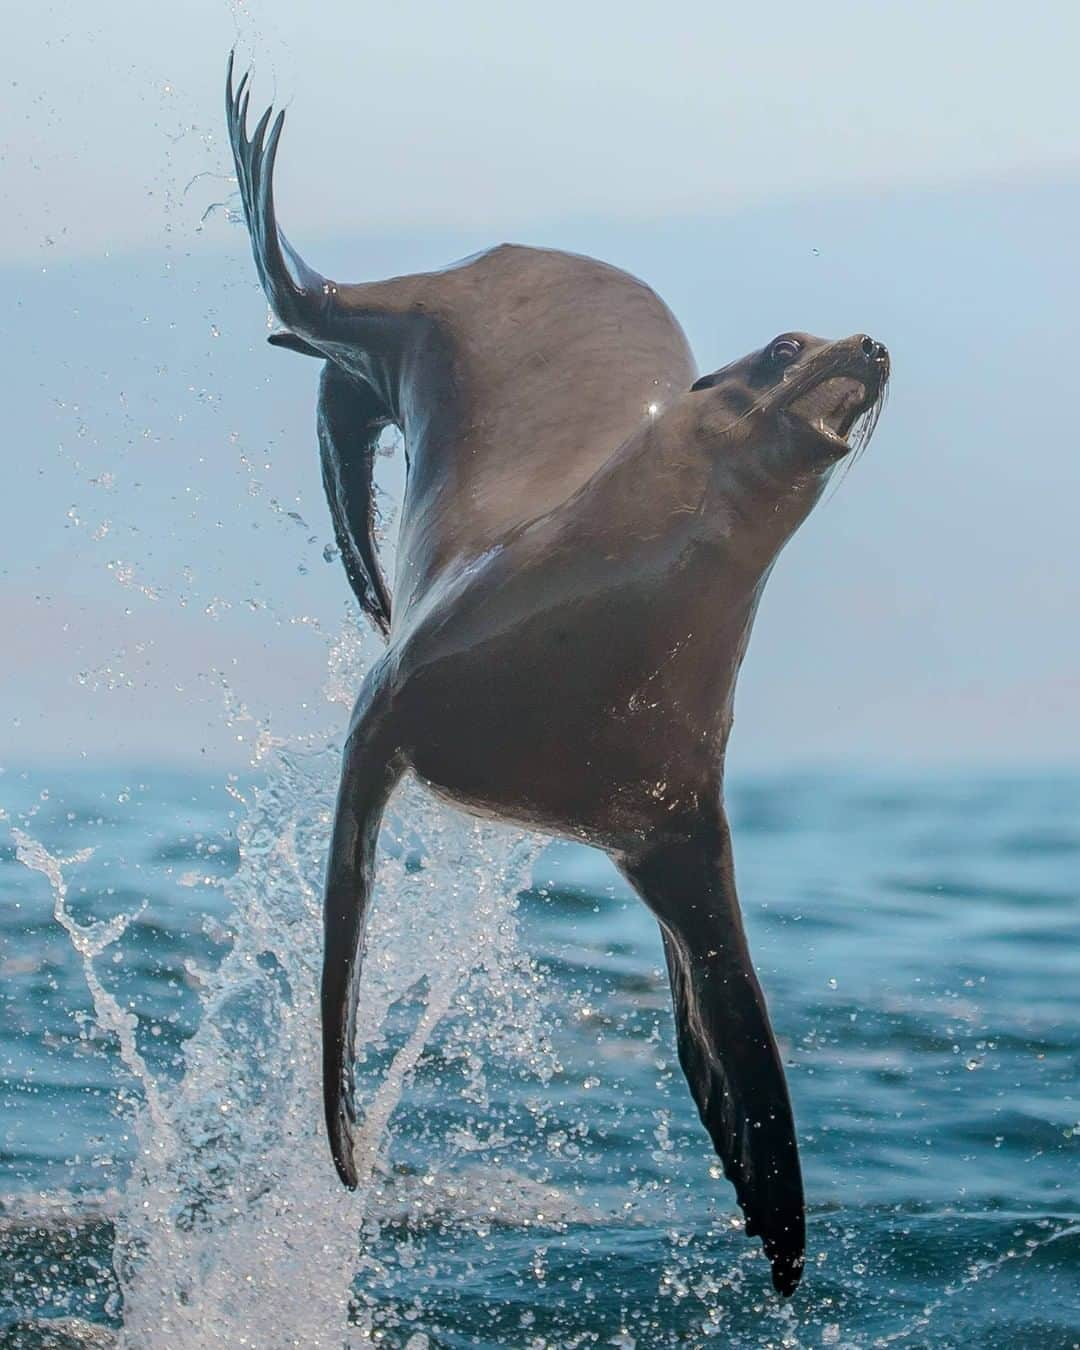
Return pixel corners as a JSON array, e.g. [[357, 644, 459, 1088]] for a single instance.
[[226, 56, 889, 1297]]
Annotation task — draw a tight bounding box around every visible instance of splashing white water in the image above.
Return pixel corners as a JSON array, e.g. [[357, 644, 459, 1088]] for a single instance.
[[17, 620, 555, 1348]]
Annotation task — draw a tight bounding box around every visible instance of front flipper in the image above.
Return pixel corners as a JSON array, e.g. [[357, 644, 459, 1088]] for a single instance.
[[317, 363, 395, 636], [619, 810, 805, 1295], [322, 671, 404, 1186]]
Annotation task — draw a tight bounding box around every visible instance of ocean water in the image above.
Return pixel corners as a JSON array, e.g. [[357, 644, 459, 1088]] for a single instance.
[[1, 735, 1077, 1346]]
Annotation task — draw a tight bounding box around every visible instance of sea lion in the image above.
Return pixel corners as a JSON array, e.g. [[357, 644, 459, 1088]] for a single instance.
[[226, 57, 890, 1297]]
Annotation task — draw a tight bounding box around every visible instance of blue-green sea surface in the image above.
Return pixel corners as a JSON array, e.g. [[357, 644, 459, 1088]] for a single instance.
[[1, 758, 1077, 1348]]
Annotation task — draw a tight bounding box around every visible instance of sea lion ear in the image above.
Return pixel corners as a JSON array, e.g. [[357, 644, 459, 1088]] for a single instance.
[[690, 369, 722, 392], [267, 331, 324, 357]]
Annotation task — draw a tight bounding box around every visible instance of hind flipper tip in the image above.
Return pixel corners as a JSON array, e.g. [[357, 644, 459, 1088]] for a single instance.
[[238, 86, 252, 138], [250, 102, 274, 158], [228, 67, 251, 132], [265, 108, 287, 170]]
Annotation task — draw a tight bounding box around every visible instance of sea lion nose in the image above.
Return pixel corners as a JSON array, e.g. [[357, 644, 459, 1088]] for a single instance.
[[860, 335, 888, 362]]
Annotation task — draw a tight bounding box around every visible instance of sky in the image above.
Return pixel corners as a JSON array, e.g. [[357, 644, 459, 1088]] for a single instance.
[[3, 0, 1080, 772], [5, 1, 1080, 262]]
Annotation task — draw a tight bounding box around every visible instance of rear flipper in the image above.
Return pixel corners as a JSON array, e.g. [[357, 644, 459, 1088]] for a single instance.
[[322, 670, 404, 1187], [618, 809, 805, 1296], [226, 52, 323, 333]]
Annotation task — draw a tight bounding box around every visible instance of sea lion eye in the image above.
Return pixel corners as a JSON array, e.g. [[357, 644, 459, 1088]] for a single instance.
[[771, 338, 801, 363]]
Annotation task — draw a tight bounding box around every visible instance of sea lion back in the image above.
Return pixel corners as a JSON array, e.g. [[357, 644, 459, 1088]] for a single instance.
[[392, 243, 696, 616]]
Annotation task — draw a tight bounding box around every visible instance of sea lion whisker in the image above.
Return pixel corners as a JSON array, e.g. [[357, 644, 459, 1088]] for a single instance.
[[701, 386, 777, 441], [822, 382, 887, 503], [852, 378, 888, 462]]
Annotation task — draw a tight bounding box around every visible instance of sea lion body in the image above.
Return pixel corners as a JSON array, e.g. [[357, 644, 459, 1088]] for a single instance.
[[271, 238, 696, 629], [226, 58, 890, 1298], [389, 244, 696, 621], [389, 337, 878, 846], [388, 396, 757, 845]]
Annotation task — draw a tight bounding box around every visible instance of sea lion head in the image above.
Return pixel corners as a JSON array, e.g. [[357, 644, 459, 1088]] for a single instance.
[[692, 330, 889, 468], [685, 332, 889, 564]]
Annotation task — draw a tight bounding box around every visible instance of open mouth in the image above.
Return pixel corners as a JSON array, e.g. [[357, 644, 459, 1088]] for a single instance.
[[786, 339, 889, 455], [789, 375, 872, 438]]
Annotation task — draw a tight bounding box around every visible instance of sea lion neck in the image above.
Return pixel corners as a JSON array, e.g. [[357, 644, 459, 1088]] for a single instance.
[[556, 389, 829, 586]]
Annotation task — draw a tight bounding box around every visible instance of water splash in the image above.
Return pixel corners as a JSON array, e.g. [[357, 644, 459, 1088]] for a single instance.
[[17, 622, 554, 1348], [12, 835, 164, 1139]]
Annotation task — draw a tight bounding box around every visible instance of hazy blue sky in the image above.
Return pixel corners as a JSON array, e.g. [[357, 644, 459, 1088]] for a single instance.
[[7, 0, 1080, 263], [3, 1, 1079, 770]]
